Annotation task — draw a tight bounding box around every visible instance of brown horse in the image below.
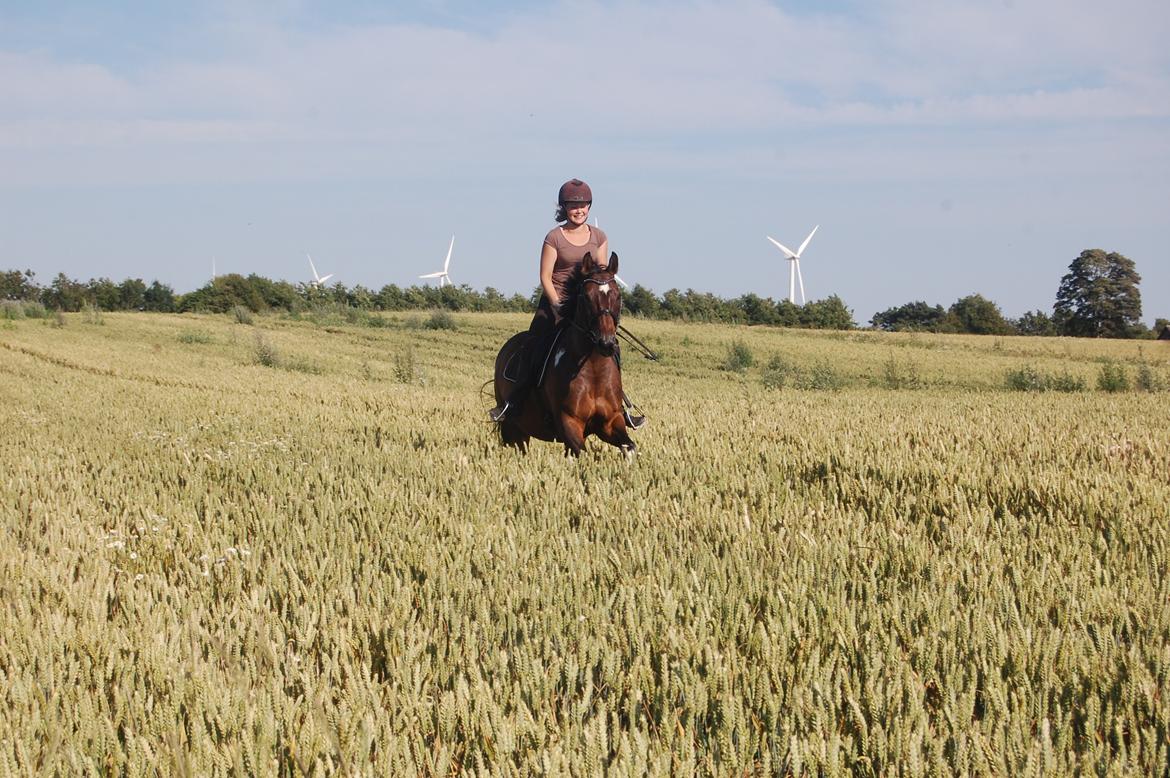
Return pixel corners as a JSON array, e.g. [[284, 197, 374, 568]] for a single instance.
[[492, 252, 635, 457]]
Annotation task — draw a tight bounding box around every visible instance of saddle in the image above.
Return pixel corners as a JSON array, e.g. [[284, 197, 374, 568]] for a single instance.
[[503, 327, 567, 389]]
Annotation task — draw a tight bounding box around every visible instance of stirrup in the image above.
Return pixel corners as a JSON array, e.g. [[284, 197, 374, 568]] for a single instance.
[[624, 410, 646, 431], [489, 402, 510, 422]]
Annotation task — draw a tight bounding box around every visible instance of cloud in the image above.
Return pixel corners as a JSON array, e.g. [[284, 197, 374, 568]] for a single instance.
[[0, 0, 1166, 172]]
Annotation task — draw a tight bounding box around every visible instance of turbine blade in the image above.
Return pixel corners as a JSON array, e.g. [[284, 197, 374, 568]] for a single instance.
[[420, 271, 443, 279], [307, 253, 319, 281], [613, 274, 628, 289], [797, 225, 819, 257], [795, 260, 806, 304], [766, 236, 798, 259], [444, 235, 454, 272], [319, 274, 334, 284]]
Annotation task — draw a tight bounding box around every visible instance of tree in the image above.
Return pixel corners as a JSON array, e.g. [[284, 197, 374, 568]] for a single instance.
[[143, 281, 175, 312], [1053, 249, 1142, 338], [41, 273, 90, 311], [944, 293, 1012, 335], [801, 295, 855, 330], [1012, 310, 1057, 337], [89, 278, 122, 310], [624, 284, 661, 318], [0, 269, 39, 301], [178, 274, 265, 313], [735, 292, 776, 325], [870, 301, 946, 332], [119, 278, 147, 310]]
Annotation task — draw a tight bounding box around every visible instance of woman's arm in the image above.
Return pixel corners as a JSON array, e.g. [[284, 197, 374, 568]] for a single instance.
[[539, 242, 559, 306]]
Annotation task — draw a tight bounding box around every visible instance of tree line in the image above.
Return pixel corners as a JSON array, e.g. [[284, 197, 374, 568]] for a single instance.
[[0, 269, 857, 330], [3, 249, 1163, 337], [871, 250, 1164, 338]]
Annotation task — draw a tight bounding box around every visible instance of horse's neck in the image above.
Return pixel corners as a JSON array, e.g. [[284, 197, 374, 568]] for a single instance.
[[564, 321, 593, 357]]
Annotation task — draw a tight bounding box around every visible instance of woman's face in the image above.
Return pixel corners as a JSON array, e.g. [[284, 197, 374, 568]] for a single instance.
[[564, 202, 591, 226]]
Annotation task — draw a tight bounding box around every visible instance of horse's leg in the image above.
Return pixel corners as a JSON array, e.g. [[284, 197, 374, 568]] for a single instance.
[[598, 414, 637, 459], [559, 414, 587, 457], [500, 420, 529, 452]]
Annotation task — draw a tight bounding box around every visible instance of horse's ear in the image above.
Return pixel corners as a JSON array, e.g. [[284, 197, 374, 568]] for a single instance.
[[608, 252, 618, 276], [581, 251, 596, 275]]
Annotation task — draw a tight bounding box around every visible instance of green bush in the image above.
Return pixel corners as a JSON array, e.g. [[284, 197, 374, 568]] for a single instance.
[[424, 309, 458, 331], [1004, 365, 1086, 393], [81, 302, 104, 325], [253, 333, 280, 367], [1096, 362, 1130, 393], [285, 357, 322, 375], [1048, 370, 1087, 393], [798, 362, 845, 391], [2, 300, 48, 320], [882, 355, 923, 390], [231, 305, 254, 325], [178, 330, 213, 345], [761, 355, 790, 390], [721, 341, 754, 373], [393, 347, 425, 384], [1005, 366, 1047, 392], [1135, 363, 1164, 392]]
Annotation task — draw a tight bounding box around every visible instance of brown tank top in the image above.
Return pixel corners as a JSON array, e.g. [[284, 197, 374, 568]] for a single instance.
[[543, 225, 608, 299]]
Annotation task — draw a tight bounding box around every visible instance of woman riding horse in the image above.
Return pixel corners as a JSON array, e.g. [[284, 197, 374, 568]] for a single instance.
[[489, 178, 645, 429], [492, 251, 634, 455]]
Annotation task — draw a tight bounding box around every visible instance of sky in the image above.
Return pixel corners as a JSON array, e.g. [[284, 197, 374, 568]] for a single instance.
[[1, 0, 1168, 325]]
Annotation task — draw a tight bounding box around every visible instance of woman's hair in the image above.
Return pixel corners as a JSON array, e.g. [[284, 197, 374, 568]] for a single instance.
[[554, 202, 591, 223]]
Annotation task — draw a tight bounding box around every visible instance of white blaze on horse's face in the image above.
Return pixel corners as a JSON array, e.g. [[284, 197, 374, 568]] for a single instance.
[[598, 283, 610, 294]]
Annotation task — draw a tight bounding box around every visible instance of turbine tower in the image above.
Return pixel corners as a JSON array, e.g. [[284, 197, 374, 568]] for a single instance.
[[420, 235, 454, 287], [766, 225, 819, 304], [307, 253, 334, 287], [593, 217, 628, 289]]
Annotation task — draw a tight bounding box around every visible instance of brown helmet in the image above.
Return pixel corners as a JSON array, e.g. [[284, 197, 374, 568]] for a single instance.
[[558, 178, 592, 205]]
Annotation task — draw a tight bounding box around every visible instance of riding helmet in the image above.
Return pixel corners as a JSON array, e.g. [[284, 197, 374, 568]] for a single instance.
[[558, 179, 592, 206]]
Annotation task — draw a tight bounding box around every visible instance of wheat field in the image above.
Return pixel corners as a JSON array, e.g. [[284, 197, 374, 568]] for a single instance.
[[1, 310, 1168, 776]]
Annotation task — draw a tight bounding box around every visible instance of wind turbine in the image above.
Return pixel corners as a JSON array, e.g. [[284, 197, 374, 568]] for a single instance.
[[766, 225, 819, 304], [419, 235, 454, 287], [307, 253, 334, 287], [211, 256, 217, 282], [592, 217, 628, 289]]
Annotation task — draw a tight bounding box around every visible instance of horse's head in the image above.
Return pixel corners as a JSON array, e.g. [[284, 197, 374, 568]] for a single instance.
[[574, 251, 621, 355]]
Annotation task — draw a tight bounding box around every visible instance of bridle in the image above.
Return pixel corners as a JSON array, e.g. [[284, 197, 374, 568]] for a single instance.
[[569, 275, 620, 348]]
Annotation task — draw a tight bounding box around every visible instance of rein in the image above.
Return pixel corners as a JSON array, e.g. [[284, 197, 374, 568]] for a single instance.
[[617, 325, 659, 361]]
